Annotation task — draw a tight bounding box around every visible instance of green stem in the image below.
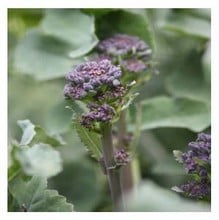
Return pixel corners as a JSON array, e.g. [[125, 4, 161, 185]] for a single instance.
[[101, 123, 124, 211], [118, 111, 134, 193]]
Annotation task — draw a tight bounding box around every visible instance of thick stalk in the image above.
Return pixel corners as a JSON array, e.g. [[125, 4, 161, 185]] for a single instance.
[[101, 123, 124, 211], [118, 111, 134, 193]]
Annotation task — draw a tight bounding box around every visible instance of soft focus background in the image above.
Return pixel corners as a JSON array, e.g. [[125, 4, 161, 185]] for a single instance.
[[8, 9, 211, 211]]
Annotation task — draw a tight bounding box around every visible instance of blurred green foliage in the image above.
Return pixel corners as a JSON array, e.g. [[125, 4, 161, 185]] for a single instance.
[[8, 9, 211, 211]]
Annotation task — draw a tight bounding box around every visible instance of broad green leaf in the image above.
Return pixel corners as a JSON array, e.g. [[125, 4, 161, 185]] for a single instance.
[[202, 43, 211, 84], [14, 29, 83, 80], [44, 99, 87, 134], [41, 9, 98, 58], [8, 144, 21, 181], [17, 119, 64, 147], [44, 100, 72, 134], [151, 157, 185, 176], [97, 9, 155, 51], [50, 160, 103, 211], [15, 143, 62, 178], [121, 9, 155, 51], [161, 13, 210, 39], [166, 66, 211, 104], [73, 118, 102, 160], [176, 9, 211, 21], [134, 96, 210, 132], [9, 176, 74, 212], [123, 181, 210, 211], [82, 9, 115, 17]]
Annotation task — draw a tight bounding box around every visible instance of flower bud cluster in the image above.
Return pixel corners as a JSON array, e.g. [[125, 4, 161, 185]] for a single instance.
[[64, 59, 126, 128], [173, 133, 211, 199], [64, 59, 122, 100], [96, 34, 152, 73], [114, 149, 130, 166], [81, 103, 115, 128]]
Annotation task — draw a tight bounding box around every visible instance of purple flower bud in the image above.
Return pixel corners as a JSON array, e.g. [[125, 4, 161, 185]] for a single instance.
[[114, 149, 130, 166], [180, 180, 210, 199], [121, 58, 147, 73], [173, 133, 211, 200], [197, 133, 211, 142], [64, 59, 122, 100], [94, 86, 126, 102], [97, 34, 150, 57], [64, 83, 87, 100], [81, 104, 115, 128]]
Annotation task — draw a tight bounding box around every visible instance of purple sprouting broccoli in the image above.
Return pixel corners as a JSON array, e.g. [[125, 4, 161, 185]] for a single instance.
[[121, 58, 147, 73], [114, 149, 130, 166], [173, 133, 211, 199], [97, 34, 150, 57], [64, 59, 122, 100], [64, 59, 127, 129], [81, 103, 115, 128], [96, 34, 152, 74]]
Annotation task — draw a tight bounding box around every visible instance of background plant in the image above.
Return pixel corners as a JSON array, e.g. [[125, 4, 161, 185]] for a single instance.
[[8, 8, 211, 212]]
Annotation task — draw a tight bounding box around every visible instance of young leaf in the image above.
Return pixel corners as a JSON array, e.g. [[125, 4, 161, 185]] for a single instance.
[[9, 176, 74, 212], [73, 118, 102, 160], [17, 119, 64, 147], [17, 119, 36, 146], [15, 143, 63, 178]]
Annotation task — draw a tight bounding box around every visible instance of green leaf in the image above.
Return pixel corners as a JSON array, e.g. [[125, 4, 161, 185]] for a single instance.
[[14, 29, 83, 80], [177, 9, 211, 21], [8, 162, 21, 182], [41, 9, 98, 58], [202, 43, 211, 84], [134, 96, 210, 132], [97, 9, 155, 51], [122, 9, 156, 50], [17, 120, 36, 146], [15, 143, 62, 178], [123, 181, 210, 211], [73, 118, 102, 160], [44, 100, 72, 134], [161, 13, 210, 40], [151, 157, 185, 176], [49, 160, 103, 211], [17, 119, 64, 147], [44, 99, 88, 134], [82, 9, 115, 17], [9, 176, 74, 212], [166, 70, 211, 105]]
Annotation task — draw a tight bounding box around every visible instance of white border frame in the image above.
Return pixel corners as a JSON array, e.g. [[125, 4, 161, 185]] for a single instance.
[[1, 1, 218, 220]]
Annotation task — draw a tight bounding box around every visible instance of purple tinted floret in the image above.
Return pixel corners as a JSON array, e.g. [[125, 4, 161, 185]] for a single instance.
[[64, 59, 122, 100], [182, 133, 211, 173], [94, 85, 126, 102], [174, 133, 211, 199], [114, 149, 130, 166], [97, 34, 149, 56], [81, 104, 115, 128], [64, 83, 87, 100], [180, 180, 210, 199], [96, 34, 152, 75], [121, 58, 147, 72]]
